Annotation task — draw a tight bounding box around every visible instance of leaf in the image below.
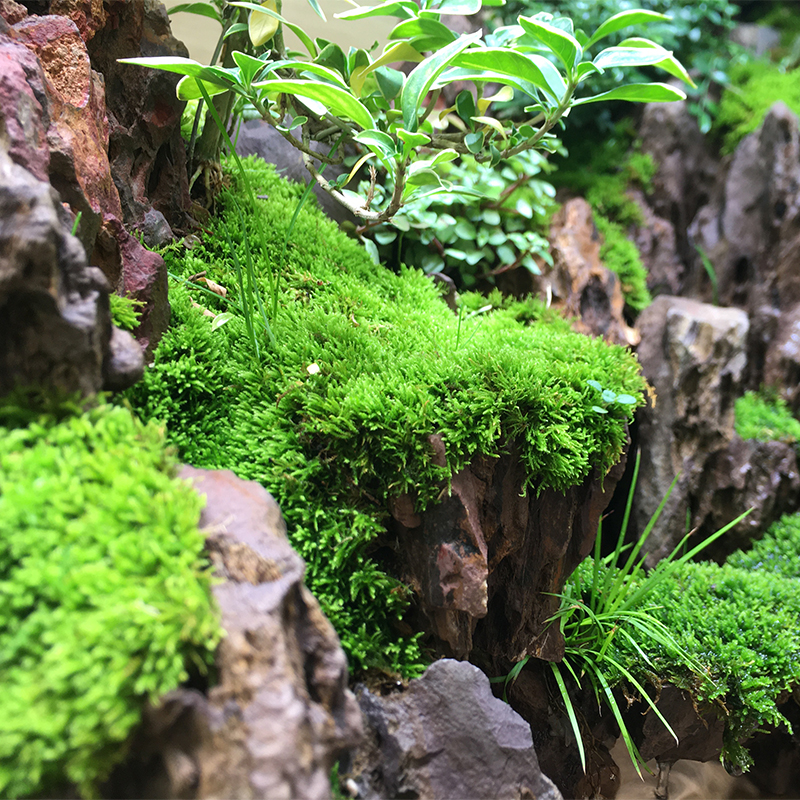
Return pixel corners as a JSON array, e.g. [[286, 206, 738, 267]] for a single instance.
[[616, 394, 638, 405], [252, 80, 376, 131], [228, 2, 318, 56], [429, 0, 481, 14], [586, 379, 603, 391], [401, 32, 481, 131], [118, 56, 210, 79], [176, 70, 238, 101], [304, 0, 326, 21], [167, 2, 222, 22], [576, 61, 603, 82], [232, 51, 268, 86], [619, 37, 697, 88], [248, 0, 279, 48], [593, 45, 674, 72], [390, 17, 457, 50], [518, 14, 581, 74], [451, 49, 566, 103], [268, 60, 350, 90], [349, 42, 422, 97], [584, 9, 671, 50], [550, 663, 586, 773], [354, 130, 397, 160], [335, 0, 418, 21], [471, 115, 507, 140], [374, 66, 405, 101], [211, 312, 234, 331], [573, 82, 686, 106], [465, 131, 484, 152]]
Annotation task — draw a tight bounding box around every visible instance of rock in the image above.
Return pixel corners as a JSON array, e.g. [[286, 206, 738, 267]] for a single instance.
[[730, 23, 781, 58], [107, 466, 363, 799], [390, 439, 627, 662], [49, 0, 108, 43], [87, 0, 192, 233], [236, 119, 356, 224], [638, 100, 718, 268], [0, 146, 143, 396], [349, 658, 563, 800], [536, 198, 639, 347], [634, 296, 750, 564]]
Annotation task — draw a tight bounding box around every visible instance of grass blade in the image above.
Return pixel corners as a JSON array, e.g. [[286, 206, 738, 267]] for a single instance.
[[550, 662, 587, 773]]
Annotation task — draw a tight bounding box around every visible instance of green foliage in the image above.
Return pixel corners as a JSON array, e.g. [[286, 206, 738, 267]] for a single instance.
[[109, 293, 144, 332], [734, 390, 800, 444], [362, 148, 559, 288], [122, 2, 692, 224], [594, 215, 652, 312], [494, 0, 741, 132], [0, 401, 221, 798], [715, 60, 800, 154], [125, 156, 647, 676]]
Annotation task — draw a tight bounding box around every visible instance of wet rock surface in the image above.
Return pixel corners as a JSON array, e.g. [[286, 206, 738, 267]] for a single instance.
[[0, 147, 142, 396], [348, 658, 563, 800], [107, 466, 363, 800], [390, 438, 627, 662]]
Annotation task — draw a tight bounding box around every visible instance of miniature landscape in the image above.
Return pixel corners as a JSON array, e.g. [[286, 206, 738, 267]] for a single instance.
[[3, 0, 800, 798]]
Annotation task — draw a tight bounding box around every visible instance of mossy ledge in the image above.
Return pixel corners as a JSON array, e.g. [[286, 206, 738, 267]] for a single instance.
[[126, 156, 647, 675], [0, 399, 221, 798]]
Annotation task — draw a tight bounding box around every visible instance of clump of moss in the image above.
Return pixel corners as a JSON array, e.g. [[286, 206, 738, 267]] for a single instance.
[[109, 293, 144, 332], [728, 512, 800, 578], [0, 400, 221, 798], [125, 156, 648, 677], [734, 390, 800, 444], [594, 216, 652, 313], [715, 60, 800, 154]]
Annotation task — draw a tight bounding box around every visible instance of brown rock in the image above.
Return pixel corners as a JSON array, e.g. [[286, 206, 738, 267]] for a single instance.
[[0, 0, 26, 25], [50, 0, 107, 43], [391, 443, 627, 662], [108, 466, 363, 800], [539, 198, 639, 347]]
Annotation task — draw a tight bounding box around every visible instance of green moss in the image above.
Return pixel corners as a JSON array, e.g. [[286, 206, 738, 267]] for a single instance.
[[125, 156, 647, 676], [728, 512, 800, 578], [594, 215, 652, 313], [715, 60, 800, 155], [0, 399, 221, 798], [109, 293, 144, 332], [734, 390, 800, 444]]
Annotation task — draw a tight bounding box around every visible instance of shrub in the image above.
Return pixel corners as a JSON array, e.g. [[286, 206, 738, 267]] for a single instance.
[[0, 400, 221, 798], [734, 390, 800, 444], [125, 156, 648, 676]]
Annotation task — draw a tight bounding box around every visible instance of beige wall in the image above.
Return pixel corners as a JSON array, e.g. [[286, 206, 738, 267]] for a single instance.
[[166, 0, 395, 65]]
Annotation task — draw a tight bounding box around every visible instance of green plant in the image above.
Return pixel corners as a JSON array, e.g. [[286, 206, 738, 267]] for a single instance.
[[728, 512, 800, 578], [361, 147, 559, 287], [493, 0, 742, 133], [124, 156, 648, 676], [714, 59, 800, 154], [734, 389, 800, 445], [0, 399, 221, 798], [122, 1, 693, 226], [594, 215, 652, 312], [109, 293, 145, 331], [496, 451, 750, 776]]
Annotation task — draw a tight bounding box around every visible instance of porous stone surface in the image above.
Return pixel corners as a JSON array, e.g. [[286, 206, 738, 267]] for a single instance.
[[107, 466, 363, 799], [634, 296, 750, 563], [390, 436, 627, 662], [0, 146, 143, 396], [349, 658, 563, 800], [537, 197, 639, 347]]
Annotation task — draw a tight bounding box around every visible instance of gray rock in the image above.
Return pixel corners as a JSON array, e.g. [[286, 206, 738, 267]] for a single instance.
[[350, 658, 563, 800], [106, 466, 363, 800], [730, 23, 781, 58], [0, 146, 143, 396], [634, 296, 750, 563]]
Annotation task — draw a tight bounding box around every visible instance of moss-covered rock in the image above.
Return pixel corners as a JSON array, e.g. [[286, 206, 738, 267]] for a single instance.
[[0, 398, 221, 798], [126, 156, 647, 676]]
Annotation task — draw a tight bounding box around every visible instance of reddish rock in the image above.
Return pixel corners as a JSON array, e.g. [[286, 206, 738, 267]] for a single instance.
[[0, 36, 50, 181], [87, 0, 192, 232], [50, 0, 107, 43], [391, 442, 628, 662], [0, 0, 26, 25], [540, 198, 640, 347]]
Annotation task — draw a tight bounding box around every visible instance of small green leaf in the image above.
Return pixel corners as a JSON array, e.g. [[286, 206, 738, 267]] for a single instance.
[[616, 394, 638, 405], [593, 45, 673, 72], [592, 406, 609, 414], [586, 379, 603, 391], [335, 0, 418, 21], [573, 82, 686, 106], [248, 0, 279, 48], [429, 0, 481, 14], [232, 51, 268, 87], [253, 80, 376, 130], [401, 32, 481, 131], [305, 0, 326, 21], [390, 17, 457, 50], [168, 2, 222, 22], [374, 66, 405, 101], [465, 131, 484, 152], [584, 9, 670, 50], [354, 130, 397, 161], [211, 312, 234, 331], [518, 14, 582, 74], [619, 37, 697, 88], [602, 389, 617, 403]]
